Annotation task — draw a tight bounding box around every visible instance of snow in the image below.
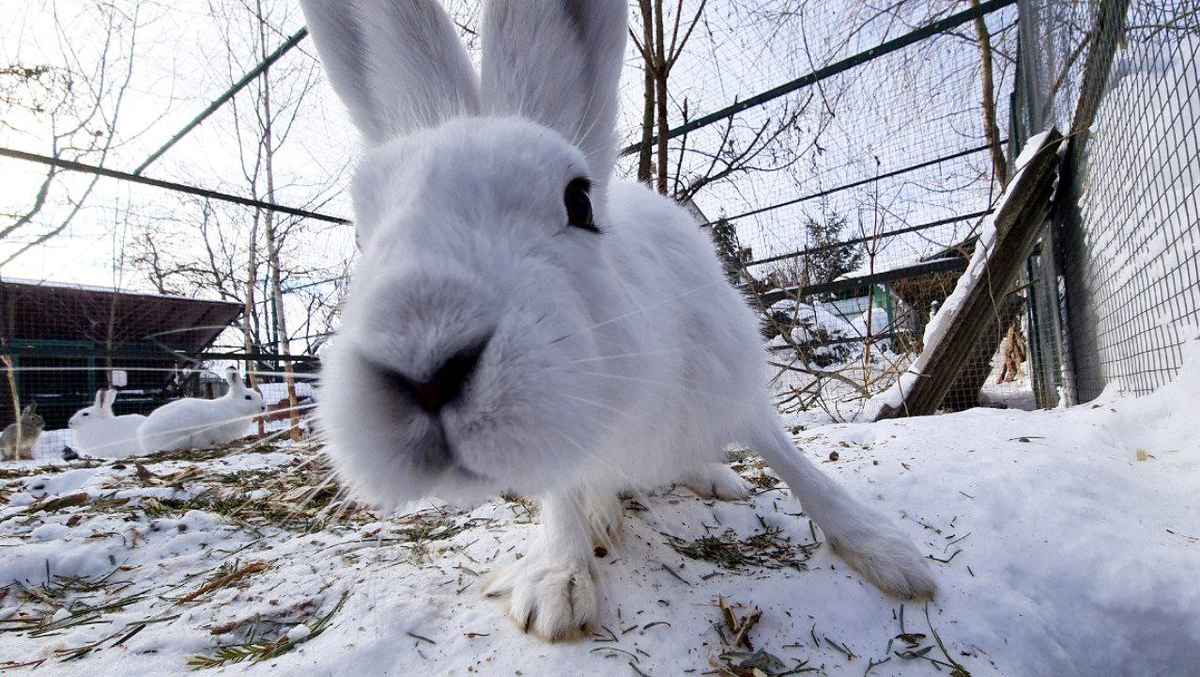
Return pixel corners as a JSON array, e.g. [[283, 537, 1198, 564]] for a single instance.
[[1, 340, 1198, 676], [285, 623, 312, 643], [767, 300, 859, 346]]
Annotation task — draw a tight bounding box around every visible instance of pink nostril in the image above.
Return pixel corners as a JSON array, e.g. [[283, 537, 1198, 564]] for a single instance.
[[414, 343, 486, 412]]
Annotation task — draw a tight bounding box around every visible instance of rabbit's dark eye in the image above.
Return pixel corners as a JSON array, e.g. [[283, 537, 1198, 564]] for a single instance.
[[82, 412, 89, 417], [244, 395, 252, 401], [564, 178, 600, 234]]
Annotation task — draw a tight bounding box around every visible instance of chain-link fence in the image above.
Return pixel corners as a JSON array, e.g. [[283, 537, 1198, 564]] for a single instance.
[[730, 211, 1035, 420], [1016, 0, 1200, 405], [673, 0, 1035, 419], [728, 0, 1199, 416], [4, 0, 1193, 435]]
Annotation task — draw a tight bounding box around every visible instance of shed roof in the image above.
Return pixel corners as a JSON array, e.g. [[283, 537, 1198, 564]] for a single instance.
[[1, 279, 242, 355]]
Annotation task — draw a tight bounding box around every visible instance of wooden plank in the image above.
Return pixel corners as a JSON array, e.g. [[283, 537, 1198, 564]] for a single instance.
[[873, 129, 1063, 419]]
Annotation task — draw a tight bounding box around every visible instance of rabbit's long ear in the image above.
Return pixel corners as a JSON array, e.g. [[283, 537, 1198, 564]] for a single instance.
[[225, 368, 244, 391], [104, 390, 118, 410], [481, 0, 627, 183], [300, 0, 481, 144], [93, 390, 105, 408]]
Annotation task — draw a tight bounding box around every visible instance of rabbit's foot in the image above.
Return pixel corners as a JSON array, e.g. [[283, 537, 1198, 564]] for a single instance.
[[484, 551, 598, 641], [484, 489, 601, 641], [680, 462, 753, 501]]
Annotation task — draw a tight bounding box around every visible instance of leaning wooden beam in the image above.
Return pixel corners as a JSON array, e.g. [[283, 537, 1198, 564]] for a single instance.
[[869, 129, 1064, 420]]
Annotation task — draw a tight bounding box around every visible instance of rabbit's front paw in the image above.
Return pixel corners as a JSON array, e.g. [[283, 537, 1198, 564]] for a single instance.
[[484, 553, 597, 641]]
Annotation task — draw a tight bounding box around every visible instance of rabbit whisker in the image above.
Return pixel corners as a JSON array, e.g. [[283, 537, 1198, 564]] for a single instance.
[[548, 278, 726, 347], [564, 347, 683, 365], [569, 368, 745, 405]]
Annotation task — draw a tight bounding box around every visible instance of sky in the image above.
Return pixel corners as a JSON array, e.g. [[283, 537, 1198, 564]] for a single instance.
[[0, 0, 1017, 300]]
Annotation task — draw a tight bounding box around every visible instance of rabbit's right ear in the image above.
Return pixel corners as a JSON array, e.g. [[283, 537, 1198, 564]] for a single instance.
[[481, 0, 627, 186], [93, 390, 105, 408], [104, 390, 118, 410], [299, 0, 481, 145]]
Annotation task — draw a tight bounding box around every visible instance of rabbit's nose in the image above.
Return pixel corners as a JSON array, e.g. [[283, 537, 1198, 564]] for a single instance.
[[382, 339, 488, 414]]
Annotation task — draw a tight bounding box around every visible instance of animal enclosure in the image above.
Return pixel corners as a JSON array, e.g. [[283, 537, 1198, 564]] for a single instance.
[[0, 1, 1198, 675], [0, 0, 1195, 441]]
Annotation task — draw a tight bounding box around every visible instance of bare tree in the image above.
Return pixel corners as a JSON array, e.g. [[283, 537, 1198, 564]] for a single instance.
[[126, 0, 347, 438], [971, 0, 1008, 186], [629, 0, 709, 194], [0, 0, 154, 264]]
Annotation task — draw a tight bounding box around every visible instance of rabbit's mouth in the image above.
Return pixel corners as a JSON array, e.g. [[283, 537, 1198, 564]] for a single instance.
[[421, 420, 490, 484]]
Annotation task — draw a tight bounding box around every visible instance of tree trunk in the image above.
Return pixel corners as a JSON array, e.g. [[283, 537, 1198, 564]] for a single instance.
[[1, 356, 19, 432], [653, 0, 669, 195], [972, 0, 1008, 186], [637, 0, 655, 184], [257, 0, 300, 442], [244, 203, 264, 438]]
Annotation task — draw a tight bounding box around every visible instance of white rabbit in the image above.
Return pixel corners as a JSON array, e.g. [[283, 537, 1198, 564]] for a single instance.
[[138, 368, 265, 454], [302, 0, 936, 640], [67, 389, 146, 459]]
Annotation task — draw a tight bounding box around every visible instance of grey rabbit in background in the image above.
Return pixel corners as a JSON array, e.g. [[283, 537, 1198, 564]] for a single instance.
[[1, 405, 44, 461]]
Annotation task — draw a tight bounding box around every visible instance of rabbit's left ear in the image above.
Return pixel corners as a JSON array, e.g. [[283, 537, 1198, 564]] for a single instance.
[[225, 368, 244, 391], [481, 0, 627, 187]]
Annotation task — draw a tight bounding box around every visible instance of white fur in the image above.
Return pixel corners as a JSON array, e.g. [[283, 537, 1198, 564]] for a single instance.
[[304, 0, 936, 641], [137, 369, 265, 454], [67, 389, 146, 459], [300, 0, 480, 145]]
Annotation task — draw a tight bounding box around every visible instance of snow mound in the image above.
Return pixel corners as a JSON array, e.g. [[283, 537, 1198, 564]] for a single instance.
[[0, 341, 1197, 675]]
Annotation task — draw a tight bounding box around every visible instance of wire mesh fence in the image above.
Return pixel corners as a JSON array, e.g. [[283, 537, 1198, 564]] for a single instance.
[[726, 208, 1035, 420], [0, 0, 1033, 435], [636, 0, 1036, 419], [1016, 0, 1200, 404], [2, 0, 1194, 442]]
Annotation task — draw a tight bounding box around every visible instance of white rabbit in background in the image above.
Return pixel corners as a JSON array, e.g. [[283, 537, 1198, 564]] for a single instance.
[[138, 368, 265, 454], [68, 389, 146, 459], [302, 0, 935, 640]]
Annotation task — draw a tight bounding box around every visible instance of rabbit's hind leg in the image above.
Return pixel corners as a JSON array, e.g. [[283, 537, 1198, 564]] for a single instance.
[[678, 462, 753, 501], [584, 489, 624, 552]]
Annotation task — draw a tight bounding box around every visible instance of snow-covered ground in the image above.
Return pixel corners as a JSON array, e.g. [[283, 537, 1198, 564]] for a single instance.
[[1, 344, 1198, 676]]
